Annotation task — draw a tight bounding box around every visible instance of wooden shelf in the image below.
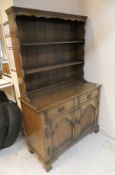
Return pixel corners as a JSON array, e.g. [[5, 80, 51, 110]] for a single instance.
[[24, 61, 84, 75], [21, 40, 84, 46]]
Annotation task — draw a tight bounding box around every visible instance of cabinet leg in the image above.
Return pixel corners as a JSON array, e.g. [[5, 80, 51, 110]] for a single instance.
[[94, 125, 99, 133], [43, 163, 52, 172]]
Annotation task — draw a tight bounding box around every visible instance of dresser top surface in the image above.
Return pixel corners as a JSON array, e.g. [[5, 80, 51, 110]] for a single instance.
[[22, 79, 100, 112]]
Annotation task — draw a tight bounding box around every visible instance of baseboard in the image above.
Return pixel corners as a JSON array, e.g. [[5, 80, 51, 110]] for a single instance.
[[100, 127, 115, 140]]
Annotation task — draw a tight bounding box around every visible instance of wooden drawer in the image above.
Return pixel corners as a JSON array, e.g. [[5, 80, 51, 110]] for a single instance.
[[47, 100, 74, 117], [79, 89, 98, 104]]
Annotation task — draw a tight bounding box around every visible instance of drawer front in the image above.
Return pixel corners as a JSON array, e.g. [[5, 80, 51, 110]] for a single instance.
[[79, 89, 98, 104], [47, 100, 74, 118]]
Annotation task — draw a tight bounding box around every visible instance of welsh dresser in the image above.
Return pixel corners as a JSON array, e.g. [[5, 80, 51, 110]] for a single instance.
[[6, 7, 101, 171]]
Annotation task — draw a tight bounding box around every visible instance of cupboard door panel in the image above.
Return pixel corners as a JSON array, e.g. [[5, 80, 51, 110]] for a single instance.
[[49, 112, 74, 154], [75, 100, 97, 137]]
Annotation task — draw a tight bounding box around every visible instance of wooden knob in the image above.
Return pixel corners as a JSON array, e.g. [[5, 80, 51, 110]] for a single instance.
[[87, 94, 91, 99], [58, 106, 65, 113]]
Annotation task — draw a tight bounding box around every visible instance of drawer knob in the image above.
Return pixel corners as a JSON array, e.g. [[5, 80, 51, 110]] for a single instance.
[[87, 94, 92, 99], [58, 106, 65, 113]]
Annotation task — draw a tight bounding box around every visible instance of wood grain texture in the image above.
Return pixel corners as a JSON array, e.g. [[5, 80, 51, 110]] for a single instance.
[[6, 6, 87, 22], [6, 7, 101, 171]]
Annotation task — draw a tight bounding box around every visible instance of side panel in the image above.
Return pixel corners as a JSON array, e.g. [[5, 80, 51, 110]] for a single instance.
[[21, 102, 46, 160]]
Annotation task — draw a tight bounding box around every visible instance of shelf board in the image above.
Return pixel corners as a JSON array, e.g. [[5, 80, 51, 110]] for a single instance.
[[24, 61, 84, 75], [21, 40, 84, 46]]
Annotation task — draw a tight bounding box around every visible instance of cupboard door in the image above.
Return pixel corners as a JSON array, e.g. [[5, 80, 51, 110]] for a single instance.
[[49, 112, 74, 155], [75, 100, 97, 137]]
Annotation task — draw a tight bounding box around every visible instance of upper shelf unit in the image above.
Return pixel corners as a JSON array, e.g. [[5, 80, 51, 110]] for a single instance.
[[6, 7, 87, 94]]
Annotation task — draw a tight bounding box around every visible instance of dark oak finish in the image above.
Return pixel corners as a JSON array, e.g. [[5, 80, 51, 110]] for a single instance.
[[24, 61, 83, 75], [6, 6, 101, 171]]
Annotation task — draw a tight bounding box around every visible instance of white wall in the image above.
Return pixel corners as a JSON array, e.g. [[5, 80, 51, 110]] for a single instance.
[[14, 0, 79, 14], [79, 0, 115, 138]]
